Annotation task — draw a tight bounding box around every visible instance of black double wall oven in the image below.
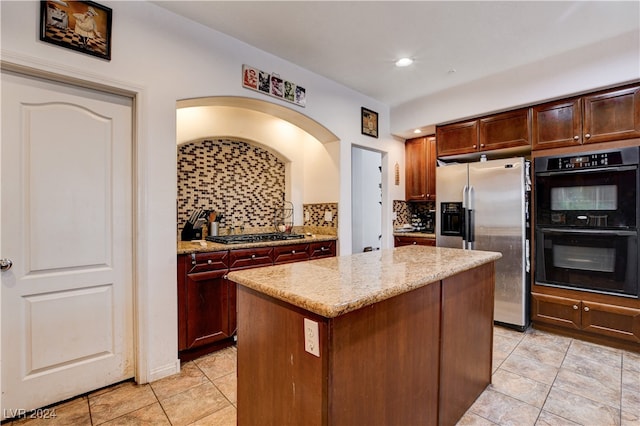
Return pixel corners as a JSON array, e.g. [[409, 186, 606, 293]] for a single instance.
[[534, 146, 639, 298]]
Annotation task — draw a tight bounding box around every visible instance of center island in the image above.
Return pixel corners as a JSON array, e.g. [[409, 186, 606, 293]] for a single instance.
[[227, 245, 502, 426]]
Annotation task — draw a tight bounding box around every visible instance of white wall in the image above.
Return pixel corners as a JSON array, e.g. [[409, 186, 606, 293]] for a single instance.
[[391, 30, 640, 135], [0, 0, 404, 384]]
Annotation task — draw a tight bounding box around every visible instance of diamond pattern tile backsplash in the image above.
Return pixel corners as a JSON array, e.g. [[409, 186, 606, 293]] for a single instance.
[[177, 139, 339, 235]]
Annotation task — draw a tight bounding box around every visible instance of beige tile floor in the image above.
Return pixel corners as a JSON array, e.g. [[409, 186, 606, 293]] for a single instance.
[[5, 326, 640, 426]]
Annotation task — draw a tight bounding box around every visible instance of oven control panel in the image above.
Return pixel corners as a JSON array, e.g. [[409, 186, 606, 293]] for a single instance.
[[548, 151, 623, 170]]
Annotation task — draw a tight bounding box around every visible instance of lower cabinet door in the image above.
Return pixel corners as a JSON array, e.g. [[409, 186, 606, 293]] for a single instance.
[[531, 293, 581, 330], [581, 301, 640, 343], [185, 269, 233, 349]]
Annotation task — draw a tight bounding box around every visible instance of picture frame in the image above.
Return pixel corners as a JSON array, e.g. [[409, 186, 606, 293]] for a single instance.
[[361, 107, 379, 138], [40, 0, 112, 61], [242, 64, 306, 107]]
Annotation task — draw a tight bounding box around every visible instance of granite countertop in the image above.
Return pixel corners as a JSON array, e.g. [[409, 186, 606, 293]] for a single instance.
[[228, 245, 501, 318], [393, 231, 436, 238], [177, 233, 337, 255]]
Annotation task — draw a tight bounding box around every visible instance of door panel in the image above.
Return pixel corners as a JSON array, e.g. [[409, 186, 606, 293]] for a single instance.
[[470, 159, 526, 327], [1, 70, 134, 416]]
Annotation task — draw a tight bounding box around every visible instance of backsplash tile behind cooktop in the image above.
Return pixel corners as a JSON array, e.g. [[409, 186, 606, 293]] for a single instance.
[[177, 139, 285, 232]]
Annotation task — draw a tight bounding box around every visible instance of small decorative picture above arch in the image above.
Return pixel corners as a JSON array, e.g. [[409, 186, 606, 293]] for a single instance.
[[242, 64, 306, 107]]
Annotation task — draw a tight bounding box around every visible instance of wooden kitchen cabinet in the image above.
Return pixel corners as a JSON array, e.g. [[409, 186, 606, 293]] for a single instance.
[[178, 251, 234, 360], [309, 240, 336, 258], [532, 292, 640, 345], [437, 109, 530, 157], [479, 108, 531, 151], [178, 239, 337, 360], [405, 135, 436, 201], [228, 247, 273, 270], [436, 120, 478, 157], [532, 84, 640, 150], [394, 235, 436, 247], [272, 243, 309, 264]]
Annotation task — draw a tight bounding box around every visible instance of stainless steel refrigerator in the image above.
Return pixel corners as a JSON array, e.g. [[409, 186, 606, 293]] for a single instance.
[[436, 157, 531, 330]]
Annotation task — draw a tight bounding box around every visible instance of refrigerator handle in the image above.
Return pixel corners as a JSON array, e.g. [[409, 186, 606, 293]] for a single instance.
[[468, 185, 475, 246], [462, 185, 469, 248]]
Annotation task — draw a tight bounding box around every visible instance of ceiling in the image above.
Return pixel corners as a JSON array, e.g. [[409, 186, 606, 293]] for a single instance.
[[156, 1, 639, 133]]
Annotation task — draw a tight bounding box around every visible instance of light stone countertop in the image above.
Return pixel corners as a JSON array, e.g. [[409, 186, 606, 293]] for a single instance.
[[393, 232, 435, 238], [177, 233, 337, 255], [228, 245, 501, 318]]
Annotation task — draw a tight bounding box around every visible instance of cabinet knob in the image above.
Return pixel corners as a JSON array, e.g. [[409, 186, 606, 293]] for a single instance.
[[583, 306, 590, 312], [573, 135, 580, 141], [473, 144, 477, 149], [321, 247, 328, 252], [292, 250, 296, 254], [420, 194, 425, 198], [412, 241, 417, 245], [251, 254, 256, 259], [572, 305, 579, 310], [223, 274, 228, 280], [584, 133, 591, 139], [207, 259, 212, 264], [480, 143, 485, 148]]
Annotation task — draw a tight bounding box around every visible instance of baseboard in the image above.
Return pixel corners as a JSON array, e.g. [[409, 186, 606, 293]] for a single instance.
[[147, 359, 181, 383]]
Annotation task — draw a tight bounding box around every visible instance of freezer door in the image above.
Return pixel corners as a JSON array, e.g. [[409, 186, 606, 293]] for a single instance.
[[469, 158, 528, 328], [435, 163, 468, 248]]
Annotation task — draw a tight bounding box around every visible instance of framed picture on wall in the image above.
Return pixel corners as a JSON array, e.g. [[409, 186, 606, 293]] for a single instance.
[[40, 0, 112, 61], [361, 107, 378, 138]]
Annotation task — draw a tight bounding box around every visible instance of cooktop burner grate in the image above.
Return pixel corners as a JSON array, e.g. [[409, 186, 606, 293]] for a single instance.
[[205, 232, 305, 244]]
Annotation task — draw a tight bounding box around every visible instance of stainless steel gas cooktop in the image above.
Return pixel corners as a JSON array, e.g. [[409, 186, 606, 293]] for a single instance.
[[205, 232, 305, 245]]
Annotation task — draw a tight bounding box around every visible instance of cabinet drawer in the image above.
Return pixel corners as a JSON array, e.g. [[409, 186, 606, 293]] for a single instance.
[[273, 243, 310, 264], [394, 236, 436, 247], [229, 247, 273, 270], [309, 241, 336, 258], [187, 251, 229, 274]]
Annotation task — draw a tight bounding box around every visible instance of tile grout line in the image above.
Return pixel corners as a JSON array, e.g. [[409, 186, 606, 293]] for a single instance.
[[146, 379, 174, 426]]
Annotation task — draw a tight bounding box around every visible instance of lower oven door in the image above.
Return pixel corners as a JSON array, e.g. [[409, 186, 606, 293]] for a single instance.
[[535, 228, 638, 297]]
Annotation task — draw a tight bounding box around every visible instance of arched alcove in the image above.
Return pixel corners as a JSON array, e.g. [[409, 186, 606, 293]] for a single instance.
[[176, 96, 341, 235]]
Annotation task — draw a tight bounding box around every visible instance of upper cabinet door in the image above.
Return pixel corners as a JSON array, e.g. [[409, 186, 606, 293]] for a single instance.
[[436, 120, 479, 157], [405, 136, 437, 202], [532, 98, 582, 150], [405, 137, 427, 201], [479, 108, 531, 151], [583, 85, 640, 144], [425, 136, 436, 201]]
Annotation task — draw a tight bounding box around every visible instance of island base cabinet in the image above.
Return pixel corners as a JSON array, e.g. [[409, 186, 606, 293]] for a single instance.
[[439, 263, 495, 426], [236, 263, 495, 426], [237, 288, 327, 426]]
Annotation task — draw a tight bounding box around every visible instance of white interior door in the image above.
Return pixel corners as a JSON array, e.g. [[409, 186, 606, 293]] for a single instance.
[[1, 70, 134, 417]]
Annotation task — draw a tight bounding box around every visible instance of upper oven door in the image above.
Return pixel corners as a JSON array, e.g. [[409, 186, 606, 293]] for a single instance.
[[535, 165, 638, 229]]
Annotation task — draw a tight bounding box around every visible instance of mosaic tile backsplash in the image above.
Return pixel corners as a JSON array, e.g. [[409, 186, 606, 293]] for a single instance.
[[177, 139, 285, 232], [303, 203, 339, 231], [177, 138, 339, 235], [393, 200, 435, 228]]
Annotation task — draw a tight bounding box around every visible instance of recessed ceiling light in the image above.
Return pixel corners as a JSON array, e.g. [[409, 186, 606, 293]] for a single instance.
[[413, 129, 422, 134], [395, 57, 413, 67]]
